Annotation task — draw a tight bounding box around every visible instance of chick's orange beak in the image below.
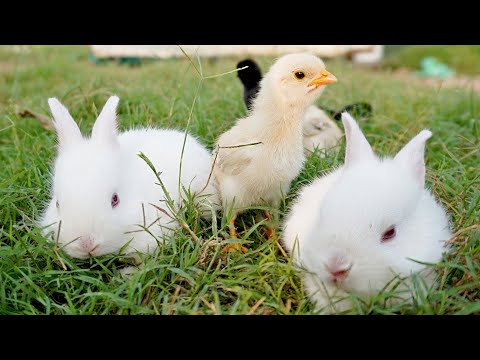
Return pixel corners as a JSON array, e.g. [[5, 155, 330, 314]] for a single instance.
[[308, 69, 338, 87]]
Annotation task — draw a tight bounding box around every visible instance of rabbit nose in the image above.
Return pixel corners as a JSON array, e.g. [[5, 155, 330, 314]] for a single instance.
[[78, 234, 99, 256], [326, 254, 352, 283], [330, 268, 351, 278], [328, 265, 352, 283]]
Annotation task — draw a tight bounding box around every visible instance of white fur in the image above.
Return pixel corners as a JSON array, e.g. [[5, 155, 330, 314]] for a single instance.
[[38, 96, 219, 260], [302, 105, 343, 157], [282, 112, 452, 313], [212, 53, 337, 213]]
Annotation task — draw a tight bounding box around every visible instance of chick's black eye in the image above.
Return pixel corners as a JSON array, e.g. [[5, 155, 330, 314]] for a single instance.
[[56, 200, 59, 209], [111, 193, 120, 208], [381, 226, 396, 242], [294, 71, 305, 80]]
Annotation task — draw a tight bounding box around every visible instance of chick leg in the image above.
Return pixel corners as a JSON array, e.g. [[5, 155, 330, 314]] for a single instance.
[[222, 214, 248, 254], [263, 210, 275, 239], [229, 216, 238, 239]]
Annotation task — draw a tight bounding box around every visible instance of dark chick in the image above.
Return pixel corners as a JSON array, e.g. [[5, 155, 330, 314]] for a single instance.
[[236, 59, 263, 111], [331, 102, 373, 120]]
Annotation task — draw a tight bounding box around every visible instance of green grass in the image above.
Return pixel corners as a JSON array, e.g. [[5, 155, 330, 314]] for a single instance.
[[0, 45, 478, 315], [383, 45, 480, 75]]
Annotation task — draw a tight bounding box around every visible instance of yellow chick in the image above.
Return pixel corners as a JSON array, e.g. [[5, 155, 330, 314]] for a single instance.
[[212, 53, 337, 252]]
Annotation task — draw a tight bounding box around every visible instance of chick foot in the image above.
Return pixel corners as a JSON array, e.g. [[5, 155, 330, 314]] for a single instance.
[[222, 216, 248, 254], [263, 210, 275, 239], [222, 243, 248, 254]]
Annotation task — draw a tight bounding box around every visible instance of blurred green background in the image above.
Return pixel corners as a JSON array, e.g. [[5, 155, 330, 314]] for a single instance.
[[383, 45, 480, 75]]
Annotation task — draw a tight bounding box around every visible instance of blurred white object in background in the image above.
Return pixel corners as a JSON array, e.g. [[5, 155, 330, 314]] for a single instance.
[[351, 45, 384, 67], [90, 45, 384, 62], [8, 45, 31, 54]]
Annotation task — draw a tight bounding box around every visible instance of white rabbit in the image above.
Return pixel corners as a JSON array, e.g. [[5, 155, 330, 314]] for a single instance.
[[38, 96, 219, 260], [282, 112, 452, 313]]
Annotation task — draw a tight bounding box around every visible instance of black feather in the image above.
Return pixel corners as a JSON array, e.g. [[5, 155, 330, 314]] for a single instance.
[[236, 59, 262, 111]]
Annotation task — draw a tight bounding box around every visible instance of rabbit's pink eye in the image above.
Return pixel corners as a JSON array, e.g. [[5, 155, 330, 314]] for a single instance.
[[381, 226, 396, 242], [111, 193, 119, 208]]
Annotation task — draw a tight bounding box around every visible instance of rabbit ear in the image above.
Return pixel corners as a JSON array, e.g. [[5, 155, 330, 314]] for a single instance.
[[91, 96, 120, 144], [394, 130, 432, 186], [341, 112, 375, 166], [48, 98, 82, 148]]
